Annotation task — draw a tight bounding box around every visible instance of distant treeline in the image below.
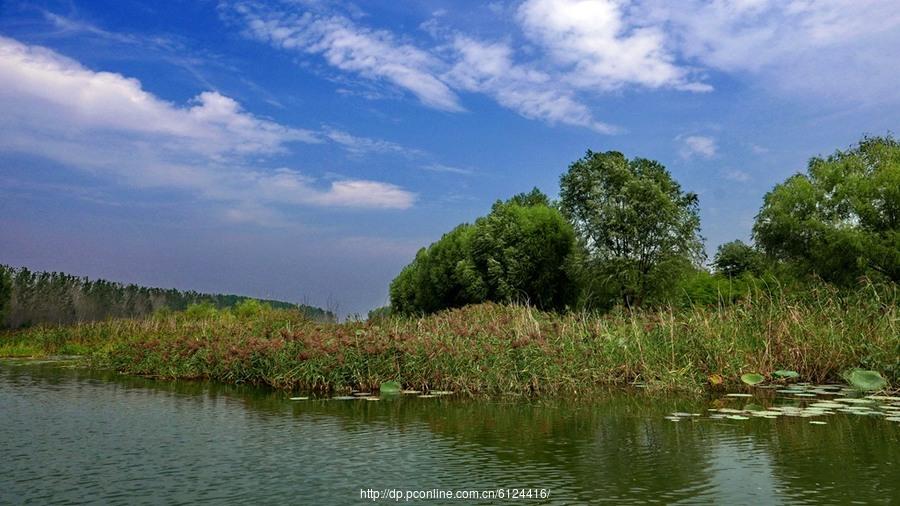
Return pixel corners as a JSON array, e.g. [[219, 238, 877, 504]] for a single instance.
[[0, 266, 334, 328]]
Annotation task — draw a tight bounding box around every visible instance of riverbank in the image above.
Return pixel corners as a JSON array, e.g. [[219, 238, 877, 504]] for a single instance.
[[1, 286, 897, 394]]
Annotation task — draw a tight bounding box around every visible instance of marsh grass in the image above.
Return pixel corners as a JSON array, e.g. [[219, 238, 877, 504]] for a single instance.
[[2, 284, 897, 395]]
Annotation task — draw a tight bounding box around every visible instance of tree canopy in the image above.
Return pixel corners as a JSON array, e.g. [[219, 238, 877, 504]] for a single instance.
[[559, 150, 704, 308], [713, 240, 765, 278], [389, 189, 577, 314], [0, 268, 10, 326], [753, 136, 900, 284]]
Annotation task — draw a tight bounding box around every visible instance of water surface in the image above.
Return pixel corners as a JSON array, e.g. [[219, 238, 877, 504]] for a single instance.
[[1, 360, 897, 504]]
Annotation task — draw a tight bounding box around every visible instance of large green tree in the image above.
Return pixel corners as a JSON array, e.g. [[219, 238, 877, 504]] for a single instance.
[[559, 150, 704, 308], [470, 195, 577, 310], [753, 136, 900, 284], [389, 190, 577, 314]]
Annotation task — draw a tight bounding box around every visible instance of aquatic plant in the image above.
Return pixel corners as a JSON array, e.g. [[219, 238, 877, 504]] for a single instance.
[[843, 369, 888, 391], [741, 373, 765, 385], [1, 283, 897, 395]]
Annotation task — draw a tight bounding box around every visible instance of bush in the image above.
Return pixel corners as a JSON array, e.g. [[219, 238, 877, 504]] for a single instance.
[[183, 302, 219, 320], [232, 299, 270, 319]]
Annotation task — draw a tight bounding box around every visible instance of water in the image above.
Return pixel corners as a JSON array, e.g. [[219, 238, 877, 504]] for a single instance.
[[1, 360, 898, 505]]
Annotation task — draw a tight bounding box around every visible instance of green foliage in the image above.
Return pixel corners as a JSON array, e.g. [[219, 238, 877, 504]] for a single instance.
[[677, 270, 741, 307], [559, 150, 704, 308], [232, 299, 271, 319], [0, 266, 11, 326], [713, 240, 765, 278], [754, 136, 900, 285], [367, 306, 392, 321], [470, 197, 578, 310], [184, 302, 219, 320], [0, 265, 335, 328], [5, 284, 896, 394], [390, 224, 480, 314], [390, 189, 577, 314]]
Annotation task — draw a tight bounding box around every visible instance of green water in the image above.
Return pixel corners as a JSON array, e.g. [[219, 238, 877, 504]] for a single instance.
[[1, 360, 898, 505]]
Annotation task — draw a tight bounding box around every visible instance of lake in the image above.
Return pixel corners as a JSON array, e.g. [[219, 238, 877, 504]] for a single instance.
[[1, 359, 898, 505]]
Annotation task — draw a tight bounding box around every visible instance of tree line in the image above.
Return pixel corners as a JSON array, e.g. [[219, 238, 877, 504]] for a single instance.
[[0, 266, 334, 328], [385, 135, 900, 316]]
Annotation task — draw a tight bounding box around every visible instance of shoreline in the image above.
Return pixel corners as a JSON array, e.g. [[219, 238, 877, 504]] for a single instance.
[[2, 292, 896, 396]]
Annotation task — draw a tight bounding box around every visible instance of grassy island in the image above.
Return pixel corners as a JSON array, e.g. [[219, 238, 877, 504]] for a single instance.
[[2, 284, 896, 395]]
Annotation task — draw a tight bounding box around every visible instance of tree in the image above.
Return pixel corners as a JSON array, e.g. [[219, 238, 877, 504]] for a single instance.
[[753, 136, 900, 284], [559, 150, 704, 308], [713, 240, 765, 278], [389, 189, 578, 314], [470, 193, 578, 310], [390, 224, 481, 315], [0, 266, 11, 326]]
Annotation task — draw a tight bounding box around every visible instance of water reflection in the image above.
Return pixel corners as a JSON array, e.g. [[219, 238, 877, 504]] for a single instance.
[[1, 360, 897, 505]]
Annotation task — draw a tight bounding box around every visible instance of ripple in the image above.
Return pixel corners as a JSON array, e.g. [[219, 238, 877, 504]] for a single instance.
[[1, 362, 898, 505]]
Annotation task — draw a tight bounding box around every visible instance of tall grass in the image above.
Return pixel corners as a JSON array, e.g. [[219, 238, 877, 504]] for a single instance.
[[1, 284, 897, 395]]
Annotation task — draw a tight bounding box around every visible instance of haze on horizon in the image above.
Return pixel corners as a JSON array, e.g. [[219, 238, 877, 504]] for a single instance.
[[2, 0, 899, 315]]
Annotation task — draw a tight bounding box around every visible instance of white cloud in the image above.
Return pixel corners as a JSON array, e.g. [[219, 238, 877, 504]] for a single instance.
[[447, 36, 616, 133], [750, 144, 769, 155], [0, 36, 415, 213], [680, 135, 717, 159], [322, 127, 424, 157], [641, 0, 900, 103], [223, 1, 614, 132], [722, 169, 750, 182], [230, 2, 462, 112], [217, 0, 900, 136], [254, 169, 414, 209], [517, 0, 711, 92], [421, 163, 473, 175]]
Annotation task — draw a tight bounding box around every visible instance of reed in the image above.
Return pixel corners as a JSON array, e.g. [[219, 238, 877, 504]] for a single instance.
[[2, 284, 897, 395]]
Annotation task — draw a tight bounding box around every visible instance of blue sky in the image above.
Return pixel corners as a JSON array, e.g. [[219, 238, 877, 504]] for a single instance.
[[2, 0, 899, 315]]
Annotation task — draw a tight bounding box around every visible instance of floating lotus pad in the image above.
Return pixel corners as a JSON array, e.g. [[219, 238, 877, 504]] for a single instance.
[[773, 370, 800, 379], [669, 385, 900, 424], [810, 402, 844, 409], [401, 390, 421, 394], [289, 396, 309, 401], [844, 369, 888, 392], [331, 396, 358, 400], [741, 373, 766, 385], [866, 395, 900, 401], [834, 398, 876, 404], [379, 381, 402, 394]]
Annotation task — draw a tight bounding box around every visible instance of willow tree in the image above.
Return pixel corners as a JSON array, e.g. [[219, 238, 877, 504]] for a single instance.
[[559, 150, 704, 308], [389, 189, 577, 314], [754, 136, 900, 284]]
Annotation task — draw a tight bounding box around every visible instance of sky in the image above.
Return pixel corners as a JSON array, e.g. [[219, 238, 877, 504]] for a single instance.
[[2, 0, 899, 316]]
